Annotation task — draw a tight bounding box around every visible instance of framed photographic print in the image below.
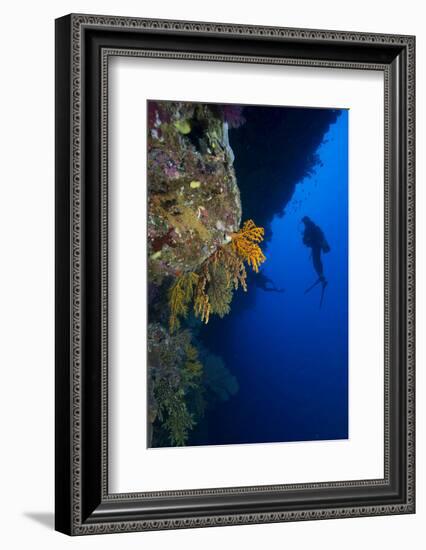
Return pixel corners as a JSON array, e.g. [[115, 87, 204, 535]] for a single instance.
[[55, 14, 415, 535]]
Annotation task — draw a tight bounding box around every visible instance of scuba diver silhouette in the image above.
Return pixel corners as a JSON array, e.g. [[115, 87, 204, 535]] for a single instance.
[[301, 216, 330, 307], [256, 271, 285, 293]]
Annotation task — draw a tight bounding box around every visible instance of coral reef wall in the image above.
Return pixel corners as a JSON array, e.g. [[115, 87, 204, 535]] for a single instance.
[[147, 100, 255, 447], [148, 101, 242, 285]]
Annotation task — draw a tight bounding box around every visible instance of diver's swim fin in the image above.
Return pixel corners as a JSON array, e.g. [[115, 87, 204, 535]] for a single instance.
[[305, 278, 328, 307], [304, 278, 322, 294], [319, 280, 328, 308]]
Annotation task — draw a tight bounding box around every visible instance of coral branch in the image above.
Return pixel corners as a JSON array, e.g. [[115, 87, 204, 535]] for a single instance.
[[193, 267, 211, 324], [231, 219, 266, 272], [168, 219, 265, 328], [183, 344, 203, 380], [168, 272, 199, 332], [211, 245, 248, 292], [206, 263, 233, 318]]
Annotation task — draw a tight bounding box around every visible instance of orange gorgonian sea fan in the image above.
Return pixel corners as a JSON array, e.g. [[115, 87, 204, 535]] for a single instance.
[[168, 219, 266, 329], [231, 219, 266, 272]]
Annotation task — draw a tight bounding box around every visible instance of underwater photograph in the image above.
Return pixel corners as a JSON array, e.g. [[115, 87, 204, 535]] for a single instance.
[[147, 100, 348, 448]]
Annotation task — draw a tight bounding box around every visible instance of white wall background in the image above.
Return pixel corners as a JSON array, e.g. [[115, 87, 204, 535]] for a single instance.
[[0, 0, 423, 548]]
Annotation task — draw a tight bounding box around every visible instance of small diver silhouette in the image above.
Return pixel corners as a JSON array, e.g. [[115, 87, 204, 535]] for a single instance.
[[256, 271, 285, 293], [301, 216, 330, 307]]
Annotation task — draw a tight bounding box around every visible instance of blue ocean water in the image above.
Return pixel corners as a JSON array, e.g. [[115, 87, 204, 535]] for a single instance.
[[194, 110, 348, 446]]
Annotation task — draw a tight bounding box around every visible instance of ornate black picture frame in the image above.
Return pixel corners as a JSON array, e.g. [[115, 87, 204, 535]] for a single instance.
[[55, 13, 415, 535]]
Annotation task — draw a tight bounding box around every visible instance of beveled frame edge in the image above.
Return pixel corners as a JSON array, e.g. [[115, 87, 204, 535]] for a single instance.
[[55, 13, 415, 535]]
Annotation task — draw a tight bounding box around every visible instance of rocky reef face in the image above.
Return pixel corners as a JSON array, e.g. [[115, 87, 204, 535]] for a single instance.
[[147, 101, 242, 285], [147, 101, 267, 448]]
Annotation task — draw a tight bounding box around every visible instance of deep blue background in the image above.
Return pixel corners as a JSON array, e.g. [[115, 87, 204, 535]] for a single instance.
[[194, 109, 348, 446]]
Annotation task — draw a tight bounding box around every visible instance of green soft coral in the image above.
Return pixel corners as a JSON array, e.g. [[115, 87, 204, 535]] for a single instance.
[[154, 379, 195, 446], [148, 324, 205, 447], [183, 343, 203, 380]]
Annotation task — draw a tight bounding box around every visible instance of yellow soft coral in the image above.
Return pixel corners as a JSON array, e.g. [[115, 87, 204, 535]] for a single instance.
[[192, 244, 246, 324], [169, 220, 265, 328], [184, 344, 203, 378], [210, 245, 247, 291], [206, 263, 233, 318], [193, 268, 211, 324], [168, 272, 199, 332], [231, 219, 266, 272]]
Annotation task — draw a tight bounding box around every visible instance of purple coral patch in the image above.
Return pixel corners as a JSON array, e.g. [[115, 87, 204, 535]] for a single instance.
[[220, 104, 246, 129]]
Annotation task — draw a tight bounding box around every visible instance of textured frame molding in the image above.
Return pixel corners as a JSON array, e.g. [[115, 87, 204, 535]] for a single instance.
[[55, 13, 415, 536]]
